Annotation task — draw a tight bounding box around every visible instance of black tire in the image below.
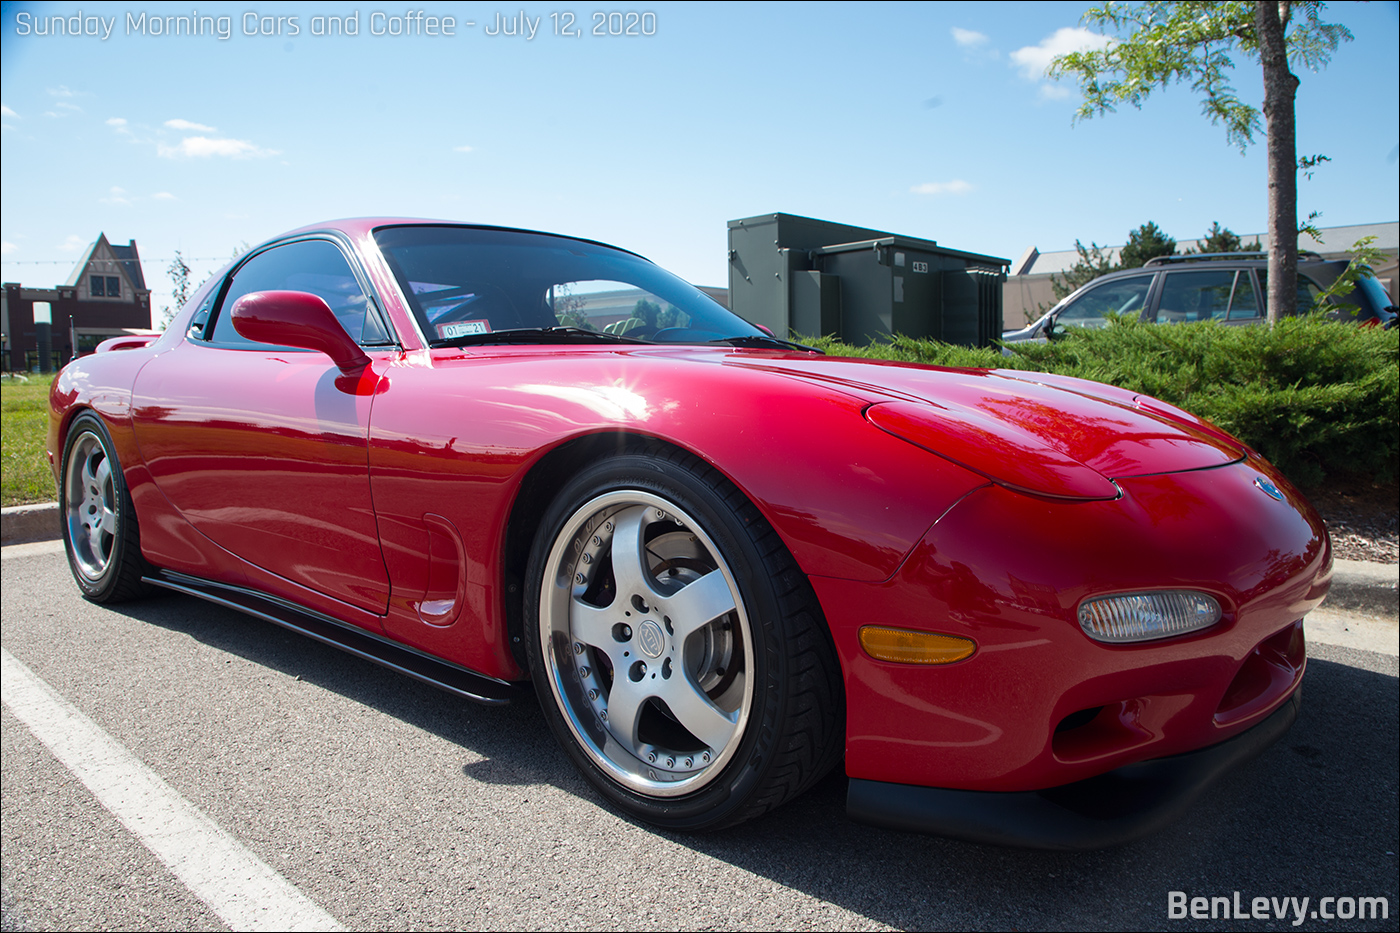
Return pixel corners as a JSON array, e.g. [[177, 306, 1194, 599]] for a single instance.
[[60, 412, 152, 603], [524, 444, 844, 830]]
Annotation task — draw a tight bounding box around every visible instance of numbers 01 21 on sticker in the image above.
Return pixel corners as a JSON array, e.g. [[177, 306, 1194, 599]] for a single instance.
[[438, 320, 492, 339]]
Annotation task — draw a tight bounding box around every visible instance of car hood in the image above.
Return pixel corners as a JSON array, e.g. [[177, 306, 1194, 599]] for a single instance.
[[724, 355, 1244, 498]]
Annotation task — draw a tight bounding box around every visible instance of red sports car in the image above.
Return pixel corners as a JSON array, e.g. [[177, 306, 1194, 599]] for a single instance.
[[49, 219, 1330, 848]]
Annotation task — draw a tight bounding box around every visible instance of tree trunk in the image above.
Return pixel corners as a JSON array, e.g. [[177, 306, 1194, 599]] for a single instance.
[[1257, 0, 1300, 326]]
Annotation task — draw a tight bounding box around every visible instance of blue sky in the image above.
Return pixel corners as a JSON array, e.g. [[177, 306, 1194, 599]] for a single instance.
[[3, 0, 1397, 318]]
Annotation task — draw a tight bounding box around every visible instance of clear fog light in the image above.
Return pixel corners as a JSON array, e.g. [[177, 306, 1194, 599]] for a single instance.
[[1077, 591, 1222, 643]]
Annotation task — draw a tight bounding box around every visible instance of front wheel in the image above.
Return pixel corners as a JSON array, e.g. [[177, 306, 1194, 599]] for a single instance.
[[524, 446, 843, 830]]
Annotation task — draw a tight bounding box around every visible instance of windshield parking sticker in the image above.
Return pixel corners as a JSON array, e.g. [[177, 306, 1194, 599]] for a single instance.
[[437, 320, 491, 339]]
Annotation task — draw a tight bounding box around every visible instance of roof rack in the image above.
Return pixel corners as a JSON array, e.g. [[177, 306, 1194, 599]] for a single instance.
[[1144, 250, 1324, 266]]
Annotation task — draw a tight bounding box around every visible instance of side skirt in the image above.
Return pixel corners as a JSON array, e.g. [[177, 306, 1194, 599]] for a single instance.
[[143, 570, 525, 706]]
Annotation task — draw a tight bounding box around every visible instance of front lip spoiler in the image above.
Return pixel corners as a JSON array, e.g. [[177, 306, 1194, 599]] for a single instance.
[[846, 688, 1301, 850]]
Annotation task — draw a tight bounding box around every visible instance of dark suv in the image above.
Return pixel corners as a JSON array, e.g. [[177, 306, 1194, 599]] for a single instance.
[[1002, 252, 1397, 342]]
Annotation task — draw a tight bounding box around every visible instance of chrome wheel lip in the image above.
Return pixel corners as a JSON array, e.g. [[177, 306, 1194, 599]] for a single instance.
[[63, 430, 116, 582], [539, 489, 754, 798]]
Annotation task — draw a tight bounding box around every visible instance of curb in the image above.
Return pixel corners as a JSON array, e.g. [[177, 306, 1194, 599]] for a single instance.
[[1, 502, 59, 546], [2, 502, 1396, 617], [1325, 558, 1399, 620]]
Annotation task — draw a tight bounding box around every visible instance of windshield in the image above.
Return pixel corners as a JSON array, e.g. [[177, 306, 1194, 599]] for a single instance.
[[374, 225, 763, 345]]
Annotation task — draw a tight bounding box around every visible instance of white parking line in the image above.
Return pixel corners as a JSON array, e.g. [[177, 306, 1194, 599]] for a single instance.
[[1, 647, 345, 932]]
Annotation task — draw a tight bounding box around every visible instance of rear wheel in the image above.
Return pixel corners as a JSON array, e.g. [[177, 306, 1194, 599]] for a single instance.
[[60, 412, 151, 603], [525, 446, 843, 830]]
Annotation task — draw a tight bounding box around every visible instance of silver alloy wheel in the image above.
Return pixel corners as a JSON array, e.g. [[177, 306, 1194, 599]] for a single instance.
[[63, 429, 117, 582], [539, 490, 754, 797]]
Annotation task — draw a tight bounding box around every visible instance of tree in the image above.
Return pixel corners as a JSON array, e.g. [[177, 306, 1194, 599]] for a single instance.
[[549, 283, 594, 329], [1191, 221, 1262, 254], [1049, 220, 1175, 301], [1119, 221, 1176, 268], [168, 250, 192, 308], [1050, 239, 1118, 300], [158, 249, 193, 331], [1049, 1, 1352, 325]]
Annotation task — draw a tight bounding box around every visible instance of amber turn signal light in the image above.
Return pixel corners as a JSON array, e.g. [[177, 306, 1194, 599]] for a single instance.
[[859, 626, 976, 665]]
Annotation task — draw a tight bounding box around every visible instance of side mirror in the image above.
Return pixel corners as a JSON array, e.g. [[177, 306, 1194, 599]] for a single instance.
[[231, 290, 370, 374]]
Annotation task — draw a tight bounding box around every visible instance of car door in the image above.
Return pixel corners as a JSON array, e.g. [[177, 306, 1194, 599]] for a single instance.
[[130, 237, 395, 616]]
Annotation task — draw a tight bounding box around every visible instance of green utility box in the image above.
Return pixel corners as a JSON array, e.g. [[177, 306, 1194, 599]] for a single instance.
[[727, 213, 1008, 347]]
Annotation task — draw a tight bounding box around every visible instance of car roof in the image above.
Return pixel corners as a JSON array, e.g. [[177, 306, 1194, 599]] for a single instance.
[[1057, 253, 1347, 297], [270, 217, 645, 259], [1142, 250, 1331, 267]]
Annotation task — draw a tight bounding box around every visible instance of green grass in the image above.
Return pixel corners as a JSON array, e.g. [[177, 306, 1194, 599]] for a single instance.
[[2, 374, 57, 507]]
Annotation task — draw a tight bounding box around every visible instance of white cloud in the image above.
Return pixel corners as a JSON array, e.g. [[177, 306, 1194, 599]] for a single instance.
[[45, 100, 83, 118], [100, 186, 133, 205], [165, 118, 217, 132], [47, 85, 78, 98], [1, 241, 16, 255], [106, 117, 127, 126], [1, 104, 17, 118], [158, 136, 278, 159], [58, 235, 87, 252], [453, 145, 474, 153], [911, 180, 974, 196], [152, 191, 177, 200], [1010, 27, 1111, 81], [951, 27, 988, 47]]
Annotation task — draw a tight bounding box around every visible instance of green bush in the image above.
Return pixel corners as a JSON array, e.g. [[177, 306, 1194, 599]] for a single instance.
[[805, 315, 1399, 489]]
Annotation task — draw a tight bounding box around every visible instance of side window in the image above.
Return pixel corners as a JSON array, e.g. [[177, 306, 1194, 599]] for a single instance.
[[1298, 276, 1326, 315], [1056, 274, 1155, 329], [1258, 271, 1324, 317], [1226, 271, 1261, 321], [208, 240, 388, 347], [187, 289, 217, 340], [1157, 270, 1235, 323]]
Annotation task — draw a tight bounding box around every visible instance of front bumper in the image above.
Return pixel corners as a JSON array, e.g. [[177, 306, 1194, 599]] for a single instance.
[[847, 687, 1300, 850], [813, 460, 1328, 794]]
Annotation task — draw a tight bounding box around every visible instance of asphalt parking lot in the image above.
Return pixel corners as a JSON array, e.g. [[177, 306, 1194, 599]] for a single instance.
[[3, 540, 1396, 932]]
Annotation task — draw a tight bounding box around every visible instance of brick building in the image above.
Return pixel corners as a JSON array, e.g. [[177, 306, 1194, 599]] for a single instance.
[[1, 233, 154, 372]]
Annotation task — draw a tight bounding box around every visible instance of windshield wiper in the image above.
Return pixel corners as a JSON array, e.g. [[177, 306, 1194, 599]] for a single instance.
[[432, 326, 651, 347], [708, 334, 823, 353]]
